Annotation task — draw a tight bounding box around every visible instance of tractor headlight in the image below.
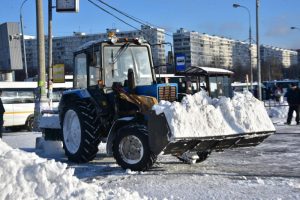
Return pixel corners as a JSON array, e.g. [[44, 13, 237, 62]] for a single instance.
[[110, 36, 118, 44], [108, 31, 118, 44], [134, 37, 145, 45]]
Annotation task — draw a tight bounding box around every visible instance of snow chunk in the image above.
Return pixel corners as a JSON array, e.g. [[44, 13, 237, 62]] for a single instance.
[[125, 169, 138, 175], [153, 91, 275, 139]]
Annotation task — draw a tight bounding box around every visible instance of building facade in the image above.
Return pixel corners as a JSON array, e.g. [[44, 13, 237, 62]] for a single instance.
[[24, 25, 166, 75], [0, 22, 23, 72], [173, 28, 298, 71], [260, 45, 298, 68], [24, 26, 299, 77]]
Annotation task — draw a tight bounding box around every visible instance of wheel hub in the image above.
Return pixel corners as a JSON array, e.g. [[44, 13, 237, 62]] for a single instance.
[[63, 109, 81, 154], [119, 135, 144, 164]]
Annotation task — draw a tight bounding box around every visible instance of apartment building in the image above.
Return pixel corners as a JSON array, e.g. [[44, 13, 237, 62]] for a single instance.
[[173, 28, 299, 70], [232, 40, 257, 69], [24, 26, 298, 77], [24, 25, 166, 74], [260, 45, 298, 68]]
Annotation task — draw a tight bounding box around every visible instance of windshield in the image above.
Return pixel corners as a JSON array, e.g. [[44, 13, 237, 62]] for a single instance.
[[103, 45, 153, 87]]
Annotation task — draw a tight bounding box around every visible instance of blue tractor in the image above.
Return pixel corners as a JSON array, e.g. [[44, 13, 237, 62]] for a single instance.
[[58, 35, 274, 171], [59, 36, 177, 171]]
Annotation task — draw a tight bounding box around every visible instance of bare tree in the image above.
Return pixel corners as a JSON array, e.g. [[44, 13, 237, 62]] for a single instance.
[[232, 60, 249, 82], [283, 64, 300, 79], [261, 58, 283, 81]]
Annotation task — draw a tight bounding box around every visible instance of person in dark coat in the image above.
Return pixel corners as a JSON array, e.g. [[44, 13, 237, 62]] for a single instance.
[[0, 89, 5, 138], [285, 83, 300, 125]]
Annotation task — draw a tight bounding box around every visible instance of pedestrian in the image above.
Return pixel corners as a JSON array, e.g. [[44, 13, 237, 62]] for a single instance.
[[285, 83, 300, 125], [274, 86, 283, 102], [0, 89, 5, 138]]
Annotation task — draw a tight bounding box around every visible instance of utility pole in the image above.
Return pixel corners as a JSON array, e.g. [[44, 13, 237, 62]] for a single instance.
[[33, 0, 47, 130], [232, 3, 253, 90], [256, 0, 262, 100], [249, 22, 252, 91], [48, 0, 53, 108]]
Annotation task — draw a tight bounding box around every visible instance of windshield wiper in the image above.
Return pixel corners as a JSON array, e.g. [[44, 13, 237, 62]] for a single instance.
[[111, 42, 130, 64]]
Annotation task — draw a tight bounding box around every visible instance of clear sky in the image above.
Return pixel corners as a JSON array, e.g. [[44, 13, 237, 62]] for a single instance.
[[0, 0, 299, 49]]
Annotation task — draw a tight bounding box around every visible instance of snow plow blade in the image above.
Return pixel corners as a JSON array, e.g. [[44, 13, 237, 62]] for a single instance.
[[147, 111, 275, 155]]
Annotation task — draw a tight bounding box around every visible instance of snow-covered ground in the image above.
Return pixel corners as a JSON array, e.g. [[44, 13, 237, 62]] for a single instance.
[[1, 124, 299, 200], [1, 95, 300, 200]]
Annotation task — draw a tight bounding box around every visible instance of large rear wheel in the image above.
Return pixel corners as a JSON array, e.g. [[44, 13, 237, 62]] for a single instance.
[[112, 125, 157, 171], [62, 100, 101, 163]]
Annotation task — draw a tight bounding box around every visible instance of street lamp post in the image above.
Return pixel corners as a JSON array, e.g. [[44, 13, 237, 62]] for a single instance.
[[256, 0, 262, 100], [48, 0, 53, 108], [233, 3, 253, 90], [20, 0, 29, 80]]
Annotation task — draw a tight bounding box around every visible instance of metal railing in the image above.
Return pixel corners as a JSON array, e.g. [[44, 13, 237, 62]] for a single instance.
[[264, 99, 288, 108]]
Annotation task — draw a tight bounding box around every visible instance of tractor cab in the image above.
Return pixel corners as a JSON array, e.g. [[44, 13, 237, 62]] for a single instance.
[[73, 37, 155, 90], [65, 35, 177, 125]]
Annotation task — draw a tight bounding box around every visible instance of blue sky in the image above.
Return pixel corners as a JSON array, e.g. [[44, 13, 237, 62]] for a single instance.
[[1, 0, 300, 49]]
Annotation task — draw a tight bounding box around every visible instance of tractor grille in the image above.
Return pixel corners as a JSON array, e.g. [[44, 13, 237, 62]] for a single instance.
[[158, 86, 177, 102]]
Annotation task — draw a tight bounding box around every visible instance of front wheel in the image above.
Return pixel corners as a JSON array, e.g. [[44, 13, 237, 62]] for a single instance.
[[112, 125, 157, 171]]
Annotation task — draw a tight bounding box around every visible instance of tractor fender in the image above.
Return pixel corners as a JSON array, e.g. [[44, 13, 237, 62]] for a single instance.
[[106, 117, 135, 156], [60, 89, 91, 106], [59, 89, 91, 121], [63, 88, 91, 98]]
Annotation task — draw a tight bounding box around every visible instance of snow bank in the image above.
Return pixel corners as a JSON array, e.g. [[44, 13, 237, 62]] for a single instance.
[[0, 140, 145, 200], [153, 91, 275, 139]]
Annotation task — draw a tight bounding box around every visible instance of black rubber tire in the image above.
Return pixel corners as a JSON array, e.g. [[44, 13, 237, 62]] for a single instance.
[[112, 125, 157, 171], [61, 99, 102, 163], [26, 115, 34, 131]]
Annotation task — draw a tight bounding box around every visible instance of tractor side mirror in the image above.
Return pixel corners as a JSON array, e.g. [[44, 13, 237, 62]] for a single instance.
[[127, 68, 135, 93]]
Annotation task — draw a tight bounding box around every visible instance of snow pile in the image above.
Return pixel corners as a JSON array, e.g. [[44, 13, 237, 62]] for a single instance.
[[0, 140, 145, 200], [153, 91, 275, 139]]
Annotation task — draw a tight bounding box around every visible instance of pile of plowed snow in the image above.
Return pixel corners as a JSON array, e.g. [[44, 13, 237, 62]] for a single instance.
[[153, 91, 275, 139], [0, 140, 144, 200]]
